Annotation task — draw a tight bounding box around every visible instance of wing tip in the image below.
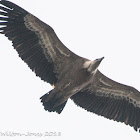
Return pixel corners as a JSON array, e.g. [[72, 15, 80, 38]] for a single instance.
[[71, 90, 140, 132]]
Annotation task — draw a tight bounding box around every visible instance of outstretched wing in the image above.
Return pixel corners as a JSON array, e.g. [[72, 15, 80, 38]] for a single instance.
[[71, 70, 140, 132], [0, 0, 76, 85]]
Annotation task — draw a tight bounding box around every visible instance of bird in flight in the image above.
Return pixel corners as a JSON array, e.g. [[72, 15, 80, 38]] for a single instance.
[[0, 0, 140, 132]]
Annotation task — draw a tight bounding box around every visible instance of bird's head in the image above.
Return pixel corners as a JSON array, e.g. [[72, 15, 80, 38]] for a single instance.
[[84, 57, 104, 74]]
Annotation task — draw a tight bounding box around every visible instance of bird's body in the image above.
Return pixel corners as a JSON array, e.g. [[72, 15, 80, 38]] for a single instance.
[[41, 58, 96, 113], [0, 0, 140, 132]]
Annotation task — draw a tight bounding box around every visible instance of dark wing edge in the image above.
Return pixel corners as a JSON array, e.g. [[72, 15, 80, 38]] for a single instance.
[[0, 0, 57, 84], [71, 71, 140, 132], [0, 0, 74, 85]]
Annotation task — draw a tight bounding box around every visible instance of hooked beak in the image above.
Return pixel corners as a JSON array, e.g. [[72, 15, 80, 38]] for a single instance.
[[87, 57, 105, 73], [95, 57, 104, 63], [93, 57, 104, 68]]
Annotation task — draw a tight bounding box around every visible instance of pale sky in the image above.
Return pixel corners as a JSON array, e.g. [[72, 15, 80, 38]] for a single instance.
[[0, 0, 140, 139]]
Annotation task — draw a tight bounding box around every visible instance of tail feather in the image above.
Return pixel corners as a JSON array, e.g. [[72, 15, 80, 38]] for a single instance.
[[40, 93, 67, 114]]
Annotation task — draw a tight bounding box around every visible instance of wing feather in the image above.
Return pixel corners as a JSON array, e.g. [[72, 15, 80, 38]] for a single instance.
[[71, 71, 140, 131], [0, 0, 76, 84]]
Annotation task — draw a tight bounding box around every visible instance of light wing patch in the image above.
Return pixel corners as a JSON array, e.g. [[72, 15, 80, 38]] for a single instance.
[[24, 14, 56, 61], [56, 46, 70, 57], [99, 78, 112, 87], [96, 87, 140, 108]]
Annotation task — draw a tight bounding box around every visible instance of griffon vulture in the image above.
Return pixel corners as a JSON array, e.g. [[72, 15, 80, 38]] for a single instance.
[[0, 0, 140, 132]]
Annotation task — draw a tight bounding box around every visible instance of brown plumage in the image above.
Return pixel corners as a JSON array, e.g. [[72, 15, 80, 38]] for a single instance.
[[0, 0, 140, 132]]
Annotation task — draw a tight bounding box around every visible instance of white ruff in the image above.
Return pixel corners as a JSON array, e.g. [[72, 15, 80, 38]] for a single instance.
[[83, 60, 92, 68]]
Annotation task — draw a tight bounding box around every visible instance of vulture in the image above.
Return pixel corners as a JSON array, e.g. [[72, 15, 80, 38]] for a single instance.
[[0, 0, 140, 132]]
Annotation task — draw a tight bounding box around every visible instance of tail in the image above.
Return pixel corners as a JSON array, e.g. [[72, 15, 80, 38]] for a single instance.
[[40, 92, 67, 114]]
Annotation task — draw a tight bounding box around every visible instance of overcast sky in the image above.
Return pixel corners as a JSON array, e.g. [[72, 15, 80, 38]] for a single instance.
[[0, 0, 140, 139]]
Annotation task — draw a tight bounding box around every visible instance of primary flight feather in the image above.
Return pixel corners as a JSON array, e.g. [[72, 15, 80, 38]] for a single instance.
[[0, 0, 140, 132]]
